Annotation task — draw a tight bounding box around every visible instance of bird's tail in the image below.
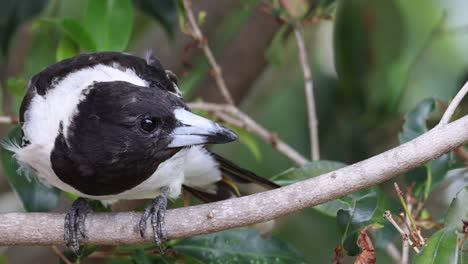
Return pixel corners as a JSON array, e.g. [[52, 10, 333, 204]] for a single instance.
[[183, 153, 280, 236]]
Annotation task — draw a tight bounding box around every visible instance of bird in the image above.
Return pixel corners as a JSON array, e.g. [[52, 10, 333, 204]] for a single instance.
[[5, 51, 279, 253]]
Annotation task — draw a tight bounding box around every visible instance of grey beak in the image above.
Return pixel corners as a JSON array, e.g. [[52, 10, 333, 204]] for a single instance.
[[168, 108, 238, 148]]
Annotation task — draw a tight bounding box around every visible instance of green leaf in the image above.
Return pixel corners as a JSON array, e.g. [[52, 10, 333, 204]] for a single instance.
[[84, 0, 133, 51], [1, 126, 61, 212], [59, 18, 96, 51], [60, 245, 98, 264], [271, 160, 346, 185], [445, 186, 468, 229], [271, 161, 347, 217], [173, 229, 306, 263], [227, 125, 262, 162], [133, 0, 178, 36], [56, 36, 80, 62], [400, 98, 452, 197], [399, 98, 435, 144], [414, 228, 460, 264], [6, 77, 27, 97], [336, 189, 390, 256]]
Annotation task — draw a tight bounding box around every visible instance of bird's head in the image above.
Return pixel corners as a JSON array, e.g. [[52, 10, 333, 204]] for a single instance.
[[57, 80, 237, 170]]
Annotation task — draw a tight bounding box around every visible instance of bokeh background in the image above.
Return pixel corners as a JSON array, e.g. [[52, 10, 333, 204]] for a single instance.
[[0, 0, 467, 263]]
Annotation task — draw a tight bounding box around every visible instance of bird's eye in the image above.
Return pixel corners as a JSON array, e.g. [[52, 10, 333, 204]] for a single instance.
[[140, 117, 157, 132]]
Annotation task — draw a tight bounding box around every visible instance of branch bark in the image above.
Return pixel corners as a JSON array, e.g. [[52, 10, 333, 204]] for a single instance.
[[182, 0, 235, 105], [188, 102, 309, 166], [293, 25, 320, 161], [1, 115, 468, 246]]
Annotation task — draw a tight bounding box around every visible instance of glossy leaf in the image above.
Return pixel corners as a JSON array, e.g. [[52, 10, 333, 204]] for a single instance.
[[399, 98, 452, 197], [173, 229, 306, 263], [84, 0, 133, 51], [271, 160, 346, 185], [444, 187, 468, 229], [60, 245, 98, 264], [0, 126, 61, 212], [414, 228, 460, 264], [133, 0, 177, 35], [56, 36, 79, 62], [336, 189, 389, 256], [59, 18, 96, 51], [227, 125, 262, 162]]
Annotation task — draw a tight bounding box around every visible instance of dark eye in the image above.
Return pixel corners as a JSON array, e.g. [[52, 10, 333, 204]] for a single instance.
[[140, 117, 157, 132]]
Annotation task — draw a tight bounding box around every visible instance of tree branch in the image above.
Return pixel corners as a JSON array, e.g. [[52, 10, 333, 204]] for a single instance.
[[182, 0, 235, 105], [293, 24, 320, 161], [1, 114, 468, 246], [0, 116, 19, 124], [188, 102, 309, 166], [439, 80, 468, 125]]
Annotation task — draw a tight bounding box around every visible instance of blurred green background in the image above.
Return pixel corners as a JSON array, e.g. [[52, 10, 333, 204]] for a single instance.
[[0, 0, 467, 263]]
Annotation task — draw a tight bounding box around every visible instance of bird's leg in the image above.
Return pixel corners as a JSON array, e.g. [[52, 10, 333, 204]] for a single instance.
[[64, 197, 91, 254], [139, 187, 169, 251]]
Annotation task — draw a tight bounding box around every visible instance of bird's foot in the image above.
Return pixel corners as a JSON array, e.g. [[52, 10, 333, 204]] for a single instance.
[[139, 187, 169, 251], [64, 197, 91, 254]]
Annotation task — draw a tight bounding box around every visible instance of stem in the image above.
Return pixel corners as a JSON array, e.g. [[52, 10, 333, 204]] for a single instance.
[[438, 80, 468, 126], [182, 0, 235, 105], [293, 24, 320, 160]]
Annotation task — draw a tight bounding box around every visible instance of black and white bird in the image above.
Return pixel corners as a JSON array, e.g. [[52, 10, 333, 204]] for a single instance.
[[6, 52, 279, 253]]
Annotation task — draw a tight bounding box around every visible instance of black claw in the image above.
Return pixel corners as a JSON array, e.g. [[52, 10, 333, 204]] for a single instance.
[[139, 188, 169, 251], [64, 198, 91, 254]]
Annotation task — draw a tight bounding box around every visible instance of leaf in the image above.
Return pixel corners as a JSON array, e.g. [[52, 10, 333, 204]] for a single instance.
[[0, 126, 61, 212], [399, 98, 452, 197], [59, 18, 96, 51], [337, 189, 388, 256], [271, 160, 346, 185], [271, 161, 347, 217], [173, 229, 307, 263], [226, 125, 262, 162], [6, 77, 27, 97], [445, 187, 468, 229], [354, 229, 376, 264], [84, 0, 133, 51], [56, 36, 79, 62], [60, 245, 98, 264], [399, 98, 436, 144], [133, 0, 178, 36], [414, 228, 460, 264], [0, 0, 49, 55]]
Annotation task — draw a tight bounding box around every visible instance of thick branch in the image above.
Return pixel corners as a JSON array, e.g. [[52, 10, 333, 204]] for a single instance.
[[1, 115, 468, 246], [188, 102, 309, 166], [182, 0, 235, 105], [293, 25, 320, 161]]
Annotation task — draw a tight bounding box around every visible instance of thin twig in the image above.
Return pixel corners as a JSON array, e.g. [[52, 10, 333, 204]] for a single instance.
[[383, 211, 420, 253], [293, 24, 320, 160], [50, 245, 72, 264], [0, 116, 18, 124], [1, 115, 468, 246], [402, 239, 409, 264], [439, 80, 468, 125], [384, 243, 402, 264], [182, 0, 235, 105], [188, 102, 308, 165]]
